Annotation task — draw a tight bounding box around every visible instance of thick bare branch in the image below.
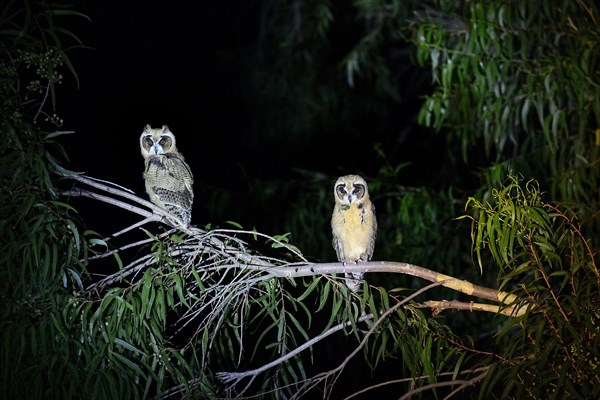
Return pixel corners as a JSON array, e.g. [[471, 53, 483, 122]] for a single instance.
[[415, 299, 531, 317], [240, 261, 519, 306], [62, 186, 155, 220]]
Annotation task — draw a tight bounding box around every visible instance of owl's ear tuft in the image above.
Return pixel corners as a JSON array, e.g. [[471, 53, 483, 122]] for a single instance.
[[144, 124, 152, 132], [161, 125, 170, 133]]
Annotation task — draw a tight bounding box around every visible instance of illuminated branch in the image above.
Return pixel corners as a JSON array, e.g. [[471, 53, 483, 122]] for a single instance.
[[414, 299, 531, 317], [60, 174, 536, 399], [62, 174, 525, 312], [239, 261, 518, 306]]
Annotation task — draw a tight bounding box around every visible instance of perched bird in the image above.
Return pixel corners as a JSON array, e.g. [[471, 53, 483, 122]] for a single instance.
[[140, 124, 194, 226], [331, 174, 377, 291]]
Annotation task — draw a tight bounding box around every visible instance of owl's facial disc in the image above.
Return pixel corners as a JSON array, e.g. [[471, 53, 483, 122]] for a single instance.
[[336, 183, 366, 204], [155, 135, 173, 153], [144, 135, 170, 155]]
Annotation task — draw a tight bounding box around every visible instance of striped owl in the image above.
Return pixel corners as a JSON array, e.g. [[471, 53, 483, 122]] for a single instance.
[[331, 174, 377, 292], [140, 124, 194, 226]]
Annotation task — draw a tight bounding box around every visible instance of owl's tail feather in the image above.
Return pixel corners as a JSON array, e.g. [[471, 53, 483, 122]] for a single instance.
[[344, 272, 364, 292], [164, 203, 191, 227]]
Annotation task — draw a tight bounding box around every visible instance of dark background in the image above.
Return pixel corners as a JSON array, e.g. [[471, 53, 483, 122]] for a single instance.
[[57, 1, 441, 234], [60, 1, 260, 191]]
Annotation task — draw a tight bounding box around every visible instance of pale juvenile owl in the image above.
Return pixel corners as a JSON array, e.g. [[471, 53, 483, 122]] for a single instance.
[[331, 174, 377, 292], [140, 124, 194, 226]]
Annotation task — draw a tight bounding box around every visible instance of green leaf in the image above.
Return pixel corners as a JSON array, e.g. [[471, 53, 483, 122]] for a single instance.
[[114, 338, 147, 357], [225, 221, 244, 229], [296, 277, 320, 302]]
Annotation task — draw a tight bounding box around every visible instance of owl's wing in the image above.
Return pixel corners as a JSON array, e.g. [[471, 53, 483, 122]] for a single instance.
[[165, 154, 194, 205], [144, 154, 194, 226], [366, 202, 377, 260], [332, 235, 345, 262]]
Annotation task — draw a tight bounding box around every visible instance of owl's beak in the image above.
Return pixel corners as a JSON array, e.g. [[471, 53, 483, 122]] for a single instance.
[[151, 144, 161, 154]]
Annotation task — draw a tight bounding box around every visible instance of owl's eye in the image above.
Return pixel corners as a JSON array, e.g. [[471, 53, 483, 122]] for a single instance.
[[336, 185, 347, 195], [352, 184, 365, 196], [144, 137, 153, 146], [159, 136, 173, 149]]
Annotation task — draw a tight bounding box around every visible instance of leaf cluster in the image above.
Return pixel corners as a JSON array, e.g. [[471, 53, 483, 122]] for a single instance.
[[0, 1, 91, 398], [412, 0, 600, 204], [76, 223, 473, 398], [464, 171, 599, 399]]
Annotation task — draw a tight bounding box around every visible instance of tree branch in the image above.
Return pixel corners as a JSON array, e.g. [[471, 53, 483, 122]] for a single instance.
[[214, 282, 444, 398], [239, 261, 519, 306], [62, 175, 525, 316], [63, 174, 532, 399], [398, 369, 488, 400], [343, 366, 491, 400], [290, 281, 445, 399], [414, 299, 531, 317], [215, 312, 375, 395]]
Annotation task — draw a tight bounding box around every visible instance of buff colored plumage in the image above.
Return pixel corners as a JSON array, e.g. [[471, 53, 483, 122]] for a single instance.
[[331, 174, 377, 291]]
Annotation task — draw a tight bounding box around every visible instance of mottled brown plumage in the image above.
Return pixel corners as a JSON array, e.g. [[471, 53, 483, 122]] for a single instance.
[[140, 125, 194, 226]]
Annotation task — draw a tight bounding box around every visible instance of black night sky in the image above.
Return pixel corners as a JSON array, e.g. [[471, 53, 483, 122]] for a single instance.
[[61, 1, 260, 187], [59, 3, 439, 197]]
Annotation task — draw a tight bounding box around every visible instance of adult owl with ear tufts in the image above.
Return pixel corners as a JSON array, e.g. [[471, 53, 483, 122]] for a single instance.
[[140, 124, 194, 227]]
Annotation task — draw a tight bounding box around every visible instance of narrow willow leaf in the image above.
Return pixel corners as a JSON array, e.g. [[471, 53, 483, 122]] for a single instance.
[[110, 350, 145, 377], [296, 277, 320, 302], [225, 220, 244, 229], [171, 274, 189, 308], [114, 338, 147, 357], [286, 312, 310, 343], [316, 280, 331, 312], [322, 293, 343, 332]]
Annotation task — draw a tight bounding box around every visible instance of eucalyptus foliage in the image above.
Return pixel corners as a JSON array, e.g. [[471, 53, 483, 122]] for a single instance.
[[412, 0, 600, 203], [463, 173, 599, 399], [0, 1, 90, 398], [249, 0, 600, 284], [57, 172, 490, 399]]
